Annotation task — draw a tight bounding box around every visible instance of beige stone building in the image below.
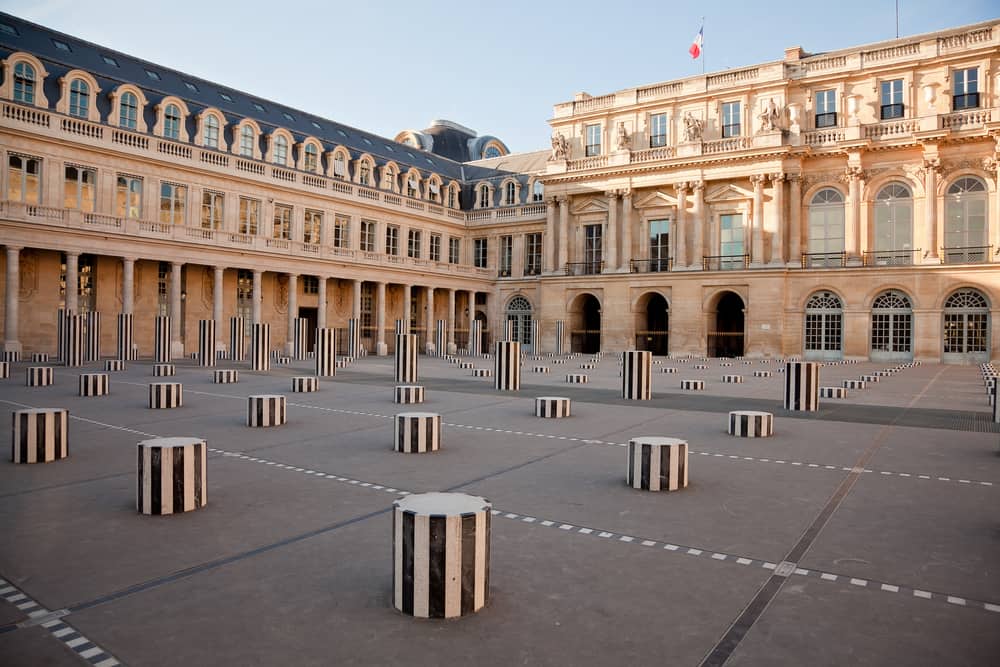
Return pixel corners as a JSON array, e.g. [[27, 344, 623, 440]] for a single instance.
[[1, 13, 999, 363]]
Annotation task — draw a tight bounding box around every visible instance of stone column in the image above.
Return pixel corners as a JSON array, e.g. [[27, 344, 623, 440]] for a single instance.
[[924, 157, 940, 263], [252, 269, 262, 323], [317, 276, 327, 330], [575, 223, 584, 267], [425, 287, 435, 354], [286, 273, 298, 355], [213, 266, 224, 330], [64, 251, 79, 313], [788, 175, 802, 267], [769, 173, 785, 265], [605, 191, 618, 271], [638, 217, 650, 266], [545, 198, 557, 273], [4, 246, 21, 355], [447, 288, 456, 354], [402, 283, 412, 334], [557, 197, 569, 271], [674, 183, 688, 269], [122, 257, 135, 314], [170, 262, 183, 356], [750, 175, 765, 266], [376, 281, 387, 356], [692, 182, 705, 269], [846, 167, 862, 263], [352, 279, 362, 319], [621, 191, 633, 271]]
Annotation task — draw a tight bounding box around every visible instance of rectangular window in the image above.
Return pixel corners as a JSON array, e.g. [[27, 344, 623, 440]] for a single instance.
[[649, 113, 668, 147], [59, 254, 95, 312], [722, 102, 741, 137], [585, 124, 601, 156], [157, 261, 170, 317], [239, 197, 260, 235], [237, 270, 253, 334], [201, 190, 224, 230], [159, 183, 187, 225], [525, 233, 542, 276], [585, 225, 603, 272], [499, 235, 513, 277], [719, 213, 745, 269], [429, 234, 442, 262], [8, 154, 41, 204], [649, 219, 670, 271], [474, 238, 488, 268], [449, 237, 461, 264], [880, 79, 904, 119], [360, 283, 373, 331], [303, 209, 322, 244], [953, 68, 979, 110], [815, 89, 837, 128], [302, 276, 319, 294], [385, 225, 399, 255], [333, 214, 349, 248], [64, 164, 96, 212], [272, 204, 292, 240], [407, 229, 421, 258], [359, 163, 371, 186], [360, 220, 375, 252], [116, 175, 142, 219]]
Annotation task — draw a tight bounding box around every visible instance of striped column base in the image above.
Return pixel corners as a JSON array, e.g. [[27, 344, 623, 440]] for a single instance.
[[820, 386, 847, 398], [728, 411, 774, 438], [721, 375, 743, 383], [535, 396, 570, 418], [31, 352, 49, 363], [844, 380, 867, 389], [394, 385, 425, 404], [275, 356, 291, 365], [0, 361, 7, 378], [860, 375, 879, 382], [190, 352, 199, 360], [627, 437, 688, 491], [149, 383, 182, 409], [394, 412, 440, 453], [579, 363, 596, 370], [531, 356, 545, 361], [532, 366, 550, 374], [565, 374, 588, 383], [2, 351, 21, 362], [292, 376, 319, 392], [79, 373, 109, 397], [341, 356, 354, 364], [472, 368, 492, 378], [875, 370, 893, 377], [137, 437, 207, 515], [694, 364, 708, 370], [459, 362, 474, 369], [720, 362, 734, 367], [676, 359, 690, 363], [552, 359, 566, 365], [12, 408, 68, 463], [26, 367, 53, 386], [247, 395, 286, 427], [393, 492, 491, 618], [743, 361, 755, 365], [776, 368, 786, 373], [105, 359, 126, 372], [680, 380, 704, 390], [214, 369, 239, 384], [662, 367, 677, 374], [753, 371, 772, 378], [336, 360, 349, 369], [652, 360, 663, 365], [152, 364, 175, 377]]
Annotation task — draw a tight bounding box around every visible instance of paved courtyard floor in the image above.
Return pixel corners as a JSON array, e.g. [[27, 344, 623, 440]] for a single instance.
[[1, 352, 999, 666]]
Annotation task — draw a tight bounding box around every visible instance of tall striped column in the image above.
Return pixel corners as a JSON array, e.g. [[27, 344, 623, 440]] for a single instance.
[[395, 319, 407, 335], [555, 320, 564, 356], [395, 333, 418, 383], [136, 437, 207, 515], [494, 341, 521, 391], [154, 315, 171, 363], [250, 323, 270, 371], [57, 308, 69, 363], [117, 313, 135, 360], [393, 492, 491, 618], [63, 314, 84, 367], [197, 320, 216, 367], [347, 318, 361, 358], [292, 317, 308, 360], [316, 327, 336, 377], [529, 319, 539, 354], [784, 361, 820, 411], [469, 320, 482, 356], [435, 320, 446, 358], [230, 316, 246, 361], [504, 319, 514, 341], [84, 311, 101, 362], [622, 350, 652, 400]]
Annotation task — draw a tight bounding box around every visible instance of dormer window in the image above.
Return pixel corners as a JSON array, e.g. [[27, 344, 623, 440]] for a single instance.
[[532, 181, 544, 202], [13, 62, 35, 104], [69, 79, 89, 118], [448, 186, 458, 209], [428, 180, 440, 202], [383, 167, 395, 190], [407, 176, 418, 198], [359, 162, 371, 186], [304, 144, 319, 172], [239, 125, 255, 157], [164, 104, 181, 140], [505, 181, 516, 206], [119, 91, 138, 130], [333, 153, 347, 178], [203, 114, 220, 149], [478, 184, 491, 208], [273, 135, 288, 165]]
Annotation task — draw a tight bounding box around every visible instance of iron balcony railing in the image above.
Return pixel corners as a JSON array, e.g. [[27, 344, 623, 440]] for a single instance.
[[941, 245, 991, 265], [564, 261, 603, 276], [703, 254, 750, 271], [863, 249, 920, 266], [801, 251, 847, 269], [630, 258, 673, 273]]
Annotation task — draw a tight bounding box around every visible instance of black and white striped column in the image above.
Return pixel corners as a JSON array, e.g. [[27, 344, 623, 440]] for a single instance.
[[292, 317, 308, 360], [535, 396, 570, 418], [117, 313, 135, 361], [198, 319, 216, 367], [622, 351, 652, 400], [214, 369, 239, 384], [435, 320, 446, 358], [843, 379, 866, 390], [0, 361, 8, 378], [565, 374, 588, 383], [820, 386, 847, 399], [503, 319, 514, 341], [680, 380, 704, 390], [154, 315, 171, 363], [395, 333, 418, 383], [63, 314, 84, 367], [721, 374, 744, 383], [395, 385, 425, 404], [472, 368, 492, 378], [784, 361, 820, 411], [247, 394, 286, 427], [149, 382, 182, 409], [393, 492, 491, 618], [57, 308, 69, 364], [993, 387, 1000, 423], [12, 408, 68, 463], [727, 411, 773, 437], [79, 373, 109, 397], [84, 311, 101, 362], [753, 370, 771, 378], [251, 323, 271, 371], [469, 320, 482, 356], [136, 437, 207, 515], [394, 412, 440, 453], [315, 327, 336, 377], [555, 320, 564, 356], [230, 317, 246, 361], [627, 437, 688, 491], [26, 367, 53, 386], [152, 363, 175, 377], [348, 318, 361, 359], [292, 376, 318, 392], [395, 319, 407, 336], [494, 341, 520, 391]]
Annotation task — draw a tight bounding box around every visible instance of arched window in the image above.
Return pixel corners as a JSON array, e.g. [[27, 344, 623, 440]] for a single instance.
[[13, 62, 35, 104], [506, 296, 533, 347], [359, 160, 372, 186], [448, 185, 458, 209], [808, 188, 845, 265], [163, 104, 181, 140], [804, 291, 843, 359], [532, 181, 544, 202], [505, 181, 517, 206], [239, 125, 255, 157], [69, 79, 89, 118], [273, 135, 288, 165], [119, 91, 138, 130], [406, 174, 419, 198], [383, 166, 395, 190], [304, 143, 319, 172], [203, 114, 220, 149], [871, 290, 913, 361], [874, 182, 913, 256], [478, 184, 491, 208], [944, 177, 988, 263], [483, 145, 502, 159], [943, 289, 989, 362]]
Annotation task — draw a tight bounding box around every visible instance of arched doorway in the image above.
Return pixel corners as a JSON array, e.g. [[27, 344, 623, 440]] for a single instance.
[[803, 291, 843, 360], [709, 291, 744, 358], [570, 294, 601, 353], [942, 289, 989, 364], [871, 290, 913, 362], [636, 293, 669, 355], [505, 296, 533, 349]]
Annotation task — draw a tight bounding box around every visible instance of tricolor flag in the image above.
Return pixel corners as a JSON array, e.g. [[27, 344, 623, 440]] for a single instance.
[[689, 25, 703, 59]]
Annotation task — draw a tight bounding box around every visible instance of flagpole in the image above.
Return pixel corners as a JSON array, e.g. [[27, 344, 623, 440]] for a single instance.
[[701, 17, 705, 74]]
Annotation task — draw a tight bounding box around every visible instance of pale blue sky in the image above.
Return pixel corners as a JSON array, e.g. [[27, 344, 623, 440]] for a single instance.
[[2, 0, 997, 153]]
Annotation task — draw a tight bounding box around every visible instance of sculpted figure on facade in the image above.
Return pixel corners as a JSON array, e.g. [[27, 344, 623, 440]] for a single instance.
[[682, 112, 703, 142], [615, 122, 631, 151], [549, 133, 569, 161], [758, 98, 780, 132]]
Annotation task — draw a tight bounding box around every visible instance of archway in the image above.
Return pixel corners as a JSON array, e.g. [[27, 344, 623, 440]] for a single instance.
[[636, 293, 669, 355], [942, 289, 989, 364], [505, 296, 533, 349], [570, 294, 601, 353], [710, 291, 744, 358]]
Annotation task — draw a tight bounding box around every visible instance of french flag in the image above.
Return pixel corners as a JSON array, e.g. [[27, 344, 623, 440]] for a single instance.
[[689, 26, 703, 59]]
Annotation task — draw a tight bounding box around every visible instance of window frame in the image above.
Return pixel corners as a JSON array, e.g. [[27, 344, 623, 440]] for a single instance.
[[649, 112, 668, 147], [880, 79, 904, 120], [7, 153, 42, 205], [585, 123, 602, 156], [159, 182, 188, 226], [952, 67, 979, 111], [64, 163, 97, 212], [721, 101, 741, 138]]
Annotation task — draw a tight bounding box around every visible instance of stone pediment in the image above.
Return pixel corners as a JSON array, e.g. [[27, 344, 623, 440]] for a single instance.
[[633, 190, 678, 208], [569, 197, 609, 215], [705, 183, 753, 202]]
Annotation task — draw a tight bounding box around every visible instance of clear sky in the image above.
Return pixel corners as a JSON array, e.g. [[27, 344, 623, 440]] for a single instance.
[[2, 0, 997, 153]]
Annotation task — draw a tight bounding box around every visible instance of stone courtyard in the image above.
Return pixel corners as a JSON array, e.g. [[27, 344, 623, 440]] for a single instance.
[[1, 353, 999, 665]]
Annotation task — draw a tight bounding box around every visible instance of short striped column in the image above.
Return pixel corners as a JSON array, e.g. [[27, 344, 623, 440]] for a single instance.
[[727, 411, 773, 438], [555, 320, 564, 356], [198, 319, 216, 367], [2, 350, 20, 362], [26, 367, 53, 386], [459, 361, 474, 369], [154, 315, 171, 363], [753, 370, 771, 378], [152, 363, 175, 377], [247, 395, 286, 427], [472, 368, 492, 378], [392, 492, 491, 618], [435, 320, 446, 358], [680, 380, 704, 390], [721, 374, 744, 383], [820, 386, 847, 399], [117, 313, 135, 360], [0, 361, 7, 378], [230, 317, 246, 362], [250, 323, 270, 371], [12, 408, 68, 464], [292, 317, 308, 360], [494, 341, 521, 391], [149, 382, 182, 409], [532, 366, 550, 374], [84, 311, 101, 362], [535, 396, 570, 418], [469, 320, 482, 356], [30, 352, 49, 363], [565, 374, 588, 383], [315, 327, 336, 377], [843, 379, 866, 390], [79, 373, 109, 397], [347, 318, 361, 359], [860, 374, 879, 383], [395, 385, 425, 404], [275, 355, 291, 365], [395, 333, 418, 383], [214, 369, 239, 384], [694, 364, 708, 370], [627, 437, 688, 492], [136, 437, 207, 515], [784, 361, 819, 411], [394, 412, 440, 453], [292, 376, 318, 392], [63, 314, 84, 367], [622, 350, 652, 400]]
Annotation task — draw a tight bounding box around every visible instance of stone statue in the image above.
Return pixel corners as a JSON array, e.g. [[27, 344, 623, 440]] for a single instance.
[[758, 98, 780, 132], [549, 133, 569, 161], [615, 122, 631, 151], [682, 112, 703, 142]]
